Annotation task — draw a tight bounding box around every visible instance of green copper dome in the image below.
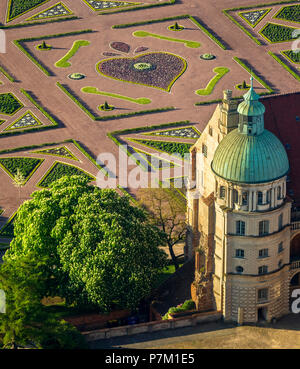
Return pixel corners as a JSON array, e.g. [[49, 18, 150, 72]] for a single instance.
[[211, 77, 289, 184], [211, 129, 289, 183]]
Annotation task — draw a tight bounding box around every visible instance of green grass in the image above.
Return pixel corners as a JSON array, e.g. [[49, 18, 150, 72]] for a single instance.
[[133, 30, 201, 48], [129, 138, 192, 158], [55, 40, 90, 68], [154, 259, 184, 288], [7, 0, 49, 22], [0, 157, 43, 181], [38, 162, 95, 188], [0, 93, 23, 115], [81, 87, 151, 105], [195, 67, 230, 95], [260, 22, 297, 43], [274, 4, 300, 23]]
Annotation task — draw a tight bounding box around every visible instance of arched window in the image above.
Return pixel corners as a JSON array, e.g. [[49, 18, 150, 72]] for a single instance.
[[220, 186, 226, 199], [233, 189, 238, 203], [257, 191, 263, 205], [277, 186, 281, 200], [242, 191, 248, 205], [236, 266, 244, 274]]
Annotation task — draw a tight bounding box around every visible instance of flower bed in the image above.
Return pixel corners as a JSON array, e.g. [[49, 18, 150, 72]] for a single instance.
[[68, 73, 86, 80], [129, 138, 192, 158], [162, 299, 196, 320], [200, 53, 216, 60], [7, 0, 48, 22], [282, 50, 300, 63], [0, 93, 23, 115], [239, 8, 271, 27], [274, 4, 300, 23], [27, 2, 72, 21], [97, 52, 187, 91], [82, 0, 138, 11], [260, 22, 297, 43], [38, 162, 95, 188], [0, 157, 43, 180], [144, 126, 200, 139], [33, 146, 78, 161], [110, 41, 130, 53], [5, 111, 42, 131]]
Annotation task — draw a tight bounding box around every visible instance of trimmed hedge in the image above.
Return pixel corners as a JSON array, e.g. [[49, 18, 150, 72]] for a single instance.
[[0, 16, 78, 29], [222, 1, 300, 45], [274, 4, 300, 23], [14, 30, 93, 76], [259, 22, 297, 43], [268, 51, 300, 81], [112, 14, 227, 50], [0, 93, 23, 115], [38, 161, 95, 188], [0, 65, 16, 82], [0, 157, 43, 181], [6, 0, 49, 22], [56, 82, 176, 121]]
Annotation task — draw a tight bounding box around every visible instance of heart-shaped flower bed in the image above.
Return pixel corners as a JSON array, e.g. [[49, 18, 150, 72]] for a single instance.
[[97, 52, 187, 92]]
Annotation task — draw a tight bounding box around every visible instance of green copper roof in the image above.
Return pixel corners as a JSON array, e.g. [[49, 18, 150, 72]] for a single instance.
[[211, 129, 289, 183], [237, 77, 266, 116]]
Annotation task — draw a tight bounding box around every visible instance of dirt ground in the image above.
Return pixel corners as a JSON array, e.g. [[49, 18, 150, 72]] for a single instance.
[[91, 313, 300, 349]]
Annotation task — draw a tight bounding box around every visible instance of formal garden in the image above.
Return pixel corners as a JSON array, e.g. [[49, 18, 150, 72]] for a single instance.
[[0, 0, 299, 349]]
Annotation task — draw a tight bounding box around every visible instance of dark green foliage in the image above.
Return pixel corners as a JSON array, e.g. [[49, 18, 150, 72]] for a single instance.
[[0, 214, 16, 238], [8, 0, 47, 21], [0, 254, 86, 349], [275, 4, 300, 22], [0, 93, 22, 115], [39, 162, 94, 188], [261, 23, 296, 42], [163, 299, 196, 319], [131, 139, 192, 158], [181, 299, 196, 310], [0, 157, 42, 178], [6, 176, 167, 312], [283, 50, 300, 63]]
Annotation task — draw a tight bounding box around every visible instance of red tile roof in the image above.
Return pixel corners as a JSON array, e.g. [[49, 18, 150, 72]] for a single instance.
[[261, 92, 300, 209]]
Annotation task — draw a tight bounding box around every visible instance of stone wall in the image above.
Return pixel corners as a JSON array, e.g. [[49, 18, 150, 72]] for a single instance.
[[83, 310, 222, 342]]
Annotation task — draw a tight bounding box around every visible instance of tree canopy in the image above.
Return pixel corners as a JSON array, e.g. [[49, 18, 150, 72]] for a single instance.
[[5, 176, 167, 312]]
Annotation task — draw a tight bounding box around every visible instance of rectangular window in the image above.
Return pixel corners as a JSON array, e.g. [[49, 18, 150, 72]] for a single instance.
[[220, 186, 226, 199], [236, 221, 245, 236], [258, 288, 268, 301], [242, 191, 248, 205], [258, 265, 268, 275], [235, 249, 245, 258], [259, 249, 269, 258], [278, 242, 284, 253], [278, 214, 283, 230], [259, 220, 269, 236]]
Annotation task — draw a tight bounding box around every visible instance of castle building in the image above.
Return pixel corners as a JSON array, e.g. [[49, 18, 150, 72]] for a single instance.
[[186, 78, 300, 323]]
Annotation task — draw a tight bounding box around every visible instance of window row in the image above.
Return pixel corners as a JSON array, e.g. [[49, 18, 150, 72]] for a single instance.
[[235, 215, 284, 236], [235, 261, 282, 275], [235, 243, 284, 259], [219, 186, 283, 203]]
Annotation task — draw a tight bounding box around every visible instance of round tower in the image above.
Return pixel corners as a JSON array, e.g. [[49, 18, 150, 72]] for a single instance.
[[211, 77, 291, 322]]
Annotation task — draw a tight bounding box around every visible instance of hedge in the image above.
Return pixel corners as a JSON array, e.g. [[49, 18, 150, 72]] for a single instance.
[[0, 65, 16, 82], [6, 0, 49, 22], [96, 0, 176, 16], [268, 51, 300, 81], [0, 16, 78, 29], [56, 82, 176, 121], [14, 30, 93, 76], [222, 0, 300, 45], [0, 157, 44, 182], [112, 14, 227, 50]]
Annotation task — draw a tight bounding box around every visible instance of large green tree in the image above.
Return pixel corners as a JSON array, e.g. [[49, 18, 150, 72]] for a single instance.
[[5, 176, 167, 312], [0, 254, 85, 349]]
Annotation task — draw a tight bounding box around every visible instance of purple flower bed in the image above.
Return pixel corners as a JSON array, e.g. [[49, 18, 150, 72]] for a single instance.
[[134, 46, 149, 53], [103, 52, 120, 56], [110, 41, 130, 53], [98, 52, 186, 91]]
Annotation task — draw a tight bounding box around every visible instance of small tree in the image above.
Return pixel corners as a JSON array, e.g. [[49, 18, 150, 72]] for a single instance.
[[12, 168, 25, 199], [242, 80, 247, 89], [138, 188, 187, 270]]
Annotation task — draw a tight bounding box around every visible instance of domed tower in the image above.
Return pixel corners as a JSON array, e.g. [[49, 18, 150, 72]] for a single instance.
[[210, 77, 291, 323], [188, 77, 291, 323]]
